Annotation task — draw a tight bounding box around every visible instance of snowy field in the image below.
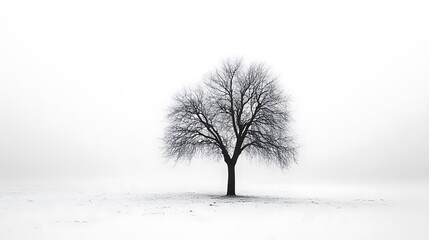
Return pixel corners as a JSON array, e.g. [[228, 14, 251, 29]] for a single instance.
[[1, 183, 428, 240]]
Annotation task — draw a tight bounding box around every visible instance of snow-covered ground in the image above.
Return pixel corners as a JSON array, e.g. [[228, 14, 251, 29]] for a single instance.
[[1, 183, 428, 240]]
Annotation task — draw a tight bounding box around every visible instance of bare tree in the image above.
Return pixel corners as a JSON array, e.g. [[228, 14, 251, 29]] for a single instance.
[[164, 58, 297, 196]]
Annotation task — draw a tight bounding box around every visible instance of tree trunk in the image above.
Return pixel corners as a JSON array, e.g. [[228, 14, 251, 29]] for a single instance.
[[226, 163, 236, 196]]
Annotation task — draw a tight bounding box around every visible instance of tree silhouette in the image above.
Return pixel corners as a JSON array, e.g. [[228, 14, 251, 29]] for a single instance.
[[164, 58, 297, 196]]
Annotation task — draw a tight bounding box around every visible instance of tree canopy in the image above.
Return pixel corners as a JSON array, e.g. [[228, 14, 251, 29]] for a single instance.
[[164, 58, 297, 195]]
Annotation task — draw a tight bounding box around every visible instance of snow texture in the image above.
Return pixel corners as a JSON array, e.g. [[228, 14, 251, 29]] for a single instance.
[[1, 184, 427, 240]]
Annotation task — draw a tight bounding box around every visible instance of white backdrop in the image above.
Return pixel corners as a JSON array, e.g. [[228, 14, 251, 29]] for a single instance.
[[1, 0, 428, 189]]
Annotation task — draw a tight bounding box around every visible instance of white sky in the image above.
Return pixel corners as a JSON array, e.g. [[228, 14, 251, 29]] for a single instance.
[[0, 0, 428, 186]]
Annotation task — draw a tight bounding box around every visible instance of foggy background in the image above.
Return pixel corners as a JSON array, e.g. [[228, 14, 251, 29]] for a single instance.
[[1, 0, 428, 189]]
